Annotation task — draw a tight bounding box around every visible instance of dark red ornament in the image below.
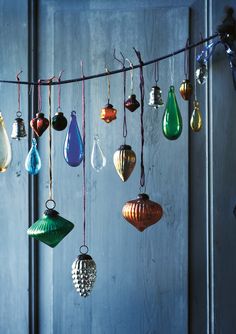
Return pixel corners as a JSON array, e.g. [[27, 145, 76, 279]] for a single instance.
[[52, 111, 67, 131], [30, 113, 49, 137], [122, 193, 163, 232], [125, 94, 140, 112]]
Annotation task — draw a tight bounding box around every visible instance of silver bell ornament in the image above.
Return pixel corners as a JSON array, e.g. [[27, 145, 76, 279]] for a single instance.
[[11, 113, 27, 140], [72, 246, 96, 298], [148, 85, 164, 109]]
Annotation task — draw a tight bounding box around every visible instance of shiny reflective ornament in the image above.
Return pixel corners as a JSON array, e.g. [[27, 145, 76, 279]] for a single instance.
[[52, 111, 67, 131], [30, 113, 49, 137], [162, 86, 182, 140], [11, 116, 27, 140], [27, 204, 74, 248], [196, 64, 208, 84], [190, 100, 202, 132], [148, 85, 164, 109], [0, 112, 12, 173], [64, 111, 84, 167], [122, 193, 163, 232], [179, 79, 193, 100], [125, 94, 140, 112], [72, 252, 97, 297], [91, 135, 106, 172], [113, 145, 136, 182], [100, 102, 117, 123], [25, 138, 41, 175]]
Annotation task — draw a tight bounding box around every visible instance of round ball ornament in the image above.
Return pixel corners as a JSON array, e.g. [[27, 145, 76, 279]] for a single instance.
[[113, 145, 136, 182], [52, 111, 67, 131]]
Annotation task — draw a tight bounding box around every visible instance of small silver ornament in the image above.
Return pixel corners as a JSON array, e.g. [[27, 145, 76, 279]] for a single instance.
[[196, 64, 208, 84], [148, 85, 164, 109], [72, 251, 96, 297], [11, 115, 27, 140]]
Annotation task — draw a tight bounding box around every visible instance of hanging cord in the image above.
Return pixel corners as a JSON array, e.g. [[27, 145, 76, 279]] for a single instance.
[[57, 70, 64, 110], [38, 79, 42, 113], [81, 61, 86, 247], [105, 67, 111, 103], [154, 61, 159, 85], [194, 47, 197, 100], [126, 58, 134, 94], [16, 70, 23, 117], [170, 56, 175, 86], [184, 38, 190, 79], [113, 49, 127, 141], [47, 78, 54, 201], [133, 48, 145, 189]]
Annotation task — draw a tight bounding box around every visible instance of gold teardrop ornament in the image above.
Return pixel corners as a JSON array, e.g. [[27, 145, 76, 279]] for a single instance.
[[113, 145, 136, 182], [190, 100, 202, 132]]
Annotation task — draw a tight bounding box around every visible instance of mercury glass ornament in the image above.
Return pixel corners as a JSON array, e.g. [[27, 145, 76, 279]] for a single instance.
[[179, 79, 193, 100], [100, 102, 117, 123], [0, 112, 12, 173], [196, 64, 208, 84], [148, 85, 164, 109], [91, 135, 106, 172], [125, 94, 140, 112], [52, 111, 67, 131], [72, 252, 97, 297], [113, 145, 136, 182], [11, 115, 27, 140], [25, 138, 41, 175], [30, 113, 49, 137], [190, 100, 202, 132]]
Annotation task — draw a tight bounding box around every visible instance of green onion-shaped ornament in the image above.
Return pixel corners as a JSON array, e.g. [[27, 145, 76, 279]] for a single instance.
[[162, 85, 182, 140], [27, 200, 74, 248]]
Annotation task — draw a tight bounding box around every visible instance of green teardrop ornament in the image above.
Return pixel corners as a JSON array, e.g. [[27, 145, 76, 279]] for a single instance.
[[162, 86, 182, 140]]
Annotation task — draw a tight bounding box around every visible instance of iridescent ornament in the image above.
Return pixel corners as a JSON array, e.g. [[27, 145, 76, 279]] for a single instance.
[[25, 138, 41, 175], [72, 248, 96, 297], [162, 85, 182, 140], [64, 111, 84, 167], [148, 85, 164, 109], [100, 102, 117, 123], [11, 114, 27, 140], [113, 145, 136, 182], [179, 79, 193, 100], [125, 94, 140, 112], [52, 111, 67, 131], [30, 113, 49, 137], [196, 64, 208, 84], [0, 112, 12, 173], [27, 200, 74, 248], [91, 135, 106, 172], [190, 100, 202, 132], [122, 193, 163, 232]]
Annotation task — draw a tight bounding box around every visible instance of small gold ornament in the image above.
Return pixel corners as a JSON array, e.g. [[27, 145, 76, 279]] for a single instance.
[[190, 100, 202, 132], [113, 145, 136, 182], [179, 79, 193, 101]]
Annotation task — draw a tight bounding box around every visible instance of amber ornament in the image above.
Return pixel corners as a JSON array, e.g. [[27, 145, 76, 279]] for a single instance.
[[100, 103, 117, 123], [113, 145, 136, 182], [179, 79, 193, 101]]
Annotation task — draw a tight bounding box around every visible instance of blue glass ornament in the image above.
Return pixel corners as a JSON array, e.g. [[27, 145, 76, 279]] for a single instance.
[[25, 138, 41, 175], [64, 111, 84, 167]]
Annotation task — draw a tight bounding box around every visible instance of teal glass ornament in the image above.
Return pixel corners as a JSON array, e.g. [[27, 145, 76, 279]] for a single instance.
[[64, 111, 84, 167], [25, 138, 41, 175], [162, 85, 182, 140]]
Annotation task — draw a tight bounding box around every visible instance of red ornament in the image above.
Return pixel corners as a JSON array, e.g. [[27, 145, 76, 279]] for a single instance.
[[30, 113, 49, 136], [122, 193, 163, 232], [125, 94, 140, 112], [100, 103, 117, 123]]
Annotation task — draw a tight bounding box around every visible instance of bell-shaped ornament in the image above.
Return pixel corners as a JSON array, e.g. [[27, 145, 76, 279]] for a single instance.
[[25, 138, 41, 175], [100, 102, 117, 123], [91, 135, 106, 172], [27, 200, 74, 248], [52, 111, 67, 131], [11, 116, 27, 140], [30, 113, 49, 137], [64, 111, 84, 167], [122, 193, 163, 232], [72, 249, 97, 297], [125, 94, 140, 112], [113, 145, 136, 182], [196, 63, 208, 84], [0, 112, 12, 173], [190, 100, 202, 132], [179, 79, 193, 100], [162, 85, 182, 140], [148, 85, 164, 109]]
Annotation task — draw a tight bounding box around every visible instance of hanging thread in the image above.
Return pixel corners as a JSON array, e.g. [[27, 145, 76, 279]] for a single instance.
[[57, 70, 64, 110], [48, 79, 53, 201], [38, 79, 42, 113], [184, 38, 190, 79], [154, 61, 159, 85], [81, 61, 86, 247], [170, 56, 174, 86], [16, 70, 23, 116], [194, 47, 197, 100], [105, 67, 111, 103]]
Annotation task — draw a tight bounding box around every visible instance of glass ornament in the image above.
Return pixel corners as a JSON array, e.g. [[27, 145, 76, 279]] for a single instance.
[[91, 135, 106, 172], [52, 111, 67, 131], [125, 94, 140, 112], [30, 113, 49, 137], [11, 116, 27, 140], [148, 85, 164, 109], [190, 100, 202, 132], [64, 111, 84, 167], [196, 64, 208, 84], [162, 86, 182, 140], [122, 193, 163, 232], [179, 79, 193, 100], [72, 251, 97, 297], [25, 138, 41, 175], [27, 201, 74, 248], [113, 145, 136, 182], [100, 103, 117, 123], [0, 112, 12, 173]]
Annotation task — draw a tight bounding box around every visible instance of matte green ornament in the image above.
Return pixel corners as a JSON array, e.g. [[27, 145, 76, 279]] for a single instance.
[[162, 85, 182, 140], [27, 205, 74, 248]]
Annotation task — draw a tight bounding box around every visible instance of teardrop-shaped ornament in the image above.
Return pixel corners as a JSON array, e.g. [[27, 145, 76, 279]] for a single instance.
[[25, 138, 41, 175], [0, 112, 12, 173], [162, 86, 182, 140], [64, 111, 84, 167], [125, 94, 140, 112], [190, 100, 202, 132], [30, 113, 49, 137], [113, 145, 136, 182], [179, 79, 193, 100], [91, 135, 106, 172]]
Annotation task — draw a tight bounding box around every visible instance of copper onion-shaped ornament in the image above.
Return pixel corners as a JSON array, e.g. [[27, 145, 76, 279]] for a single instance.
[[179, 79, 193, 101], [113, 145, 136, 182], [122, 193, 163, 232], [30, 112, 49, 136], [100, 102, 117, 123]]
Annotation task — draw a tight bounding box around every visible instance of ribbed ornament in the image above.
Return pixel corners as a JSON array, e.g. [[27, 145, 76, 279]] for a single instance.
[[113, 145, 136, 182]]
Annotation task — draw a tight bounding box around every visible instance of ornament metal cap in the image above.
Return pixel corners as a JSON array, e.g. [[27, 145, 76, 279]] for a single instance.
[[11, 116, 27, 140]]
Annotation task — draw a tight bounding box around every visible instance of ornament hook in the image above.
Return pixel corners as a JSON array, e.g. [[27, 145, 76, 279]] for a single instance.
[[79, 244, 89, 255], [45, 199, 56, 210]]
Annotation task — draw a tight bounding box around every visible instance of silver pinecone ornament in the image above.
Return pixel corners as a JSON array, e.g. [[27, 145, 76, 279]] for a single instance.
[[72, 253, 96, 297]]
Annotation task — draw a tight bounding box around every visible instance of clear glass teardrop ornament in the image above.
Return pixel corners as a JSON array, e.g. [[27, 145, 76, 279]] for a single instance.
[[91, 135, 106, 172]]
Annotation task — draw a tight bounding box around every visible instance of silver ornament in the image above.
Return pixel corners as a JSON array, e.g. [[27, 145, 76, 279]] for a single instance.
[[196, 64, 208, 84], [148, 85, 164, 109], [11, 116, 27, 140]]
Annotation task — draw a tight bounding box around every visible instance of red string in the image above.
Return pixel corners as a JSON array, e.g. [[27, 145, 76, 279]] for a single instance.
[[57, 70, 64, 109], [81, 62, 86, 246], [16, 71, 22, 112], [38, 79, 42, 113]]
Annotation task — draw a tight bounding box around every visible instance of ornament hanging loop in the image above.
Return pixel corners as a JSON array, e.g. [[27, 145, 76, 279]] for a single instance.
[[16, 70, 23, 113], [57, 70, 64, 110], [126, 58, 134, 94], [79, 244, 89, 255], [184, 38, 190, 79], [154, 61, 159, 85], [105, 66, 111, 103], [45, 199, 56, 210]]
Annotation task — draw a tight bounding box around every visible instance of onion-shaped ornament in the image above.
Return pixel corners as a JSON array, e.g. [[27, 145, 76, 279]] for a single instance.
[[122, 193, 163, 232], [30, 112, 49, 137], [113, 145, 136, 182], [148, 85, 164, 109], [100, 102, 117, 123], [11, 113, 27, 140], [72, 247, 96, 297], [179, 79, 193, 100], [125, 94, 140, 112], [27, 200, 74, 248], [52, 110, 67, 131]]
